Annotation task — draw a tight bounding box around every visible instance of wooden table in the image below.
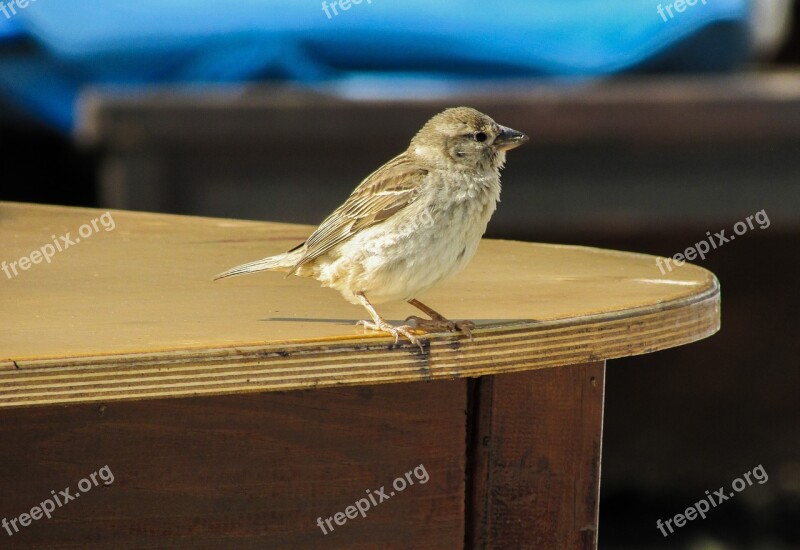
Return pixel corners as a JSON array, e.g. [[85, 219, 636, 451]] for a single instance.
[[0, 203, 720, 548]]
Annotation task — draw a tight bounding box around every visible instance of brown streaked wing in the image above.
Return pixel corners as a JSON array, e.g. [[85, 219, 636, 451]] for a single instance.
[[288, 153, 428, 273]]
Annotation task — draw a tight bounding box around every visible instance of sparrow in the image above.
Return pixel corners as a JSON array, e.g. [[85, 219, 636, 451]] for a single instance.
[[215, 107, 528, 350]]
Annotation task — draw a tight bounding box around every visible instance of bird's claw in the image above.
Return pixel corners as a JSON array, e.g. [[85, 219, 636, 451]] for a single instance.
[[405, 316, 475, 341], [406, 315, 455, 332], [454, 320, 475, 341], [357, 320, 424, 352]]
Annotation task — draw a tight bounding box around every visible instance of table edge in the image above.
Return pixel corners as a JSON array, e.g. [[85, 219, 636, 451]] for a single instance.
[[0, 279, 720, 409]]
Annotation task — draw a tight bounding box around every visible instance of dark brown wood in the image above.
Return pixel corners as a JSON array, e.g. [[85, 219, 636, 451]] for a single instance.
[[0, 362, 608, 548], [468, 362, 606, 549], [79, 73, 800, 149], [0, 379, 466, 548], [75, 80, 800, 234]]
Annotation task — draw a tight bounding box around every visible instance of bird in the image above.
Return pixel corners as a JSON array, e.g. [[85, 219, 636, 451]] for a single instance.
[[215, 107, 528, 351]]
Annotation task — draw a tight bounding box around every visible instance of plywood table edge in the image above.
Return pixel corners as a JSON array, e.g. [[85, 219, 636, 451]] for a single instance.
[[0, 279, 719, 409]]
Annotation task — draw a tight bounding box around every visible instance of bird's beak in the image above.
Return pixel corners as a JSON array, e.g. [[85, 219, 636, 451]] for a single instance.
[[494, 125, 529, 151]]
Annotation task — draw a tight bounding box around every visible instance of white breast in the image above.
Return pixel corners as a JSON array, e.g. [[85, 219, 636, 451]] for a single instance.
[[315, 170, 501, 305]]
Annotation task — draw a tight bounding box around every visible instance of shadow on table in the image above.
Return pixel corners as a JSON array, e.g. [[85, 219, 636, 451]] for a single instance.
[[265, 317, 535, 325]]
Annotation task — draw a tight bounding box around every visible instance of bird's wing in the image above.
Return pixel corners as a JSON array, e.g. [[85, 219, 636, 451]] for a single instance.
[[289, 153, 428, 273]]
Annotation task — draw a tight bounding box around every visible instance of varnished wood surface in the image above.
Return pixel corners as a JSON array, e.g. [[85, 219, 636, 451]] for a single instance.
[[0, 202, 720, 408], [469, 363, 605, 549], [0, 380, 467, 549]]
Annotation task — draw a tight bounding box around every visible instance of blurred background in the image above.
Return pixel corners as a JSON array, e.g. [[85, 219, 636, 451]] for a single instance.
[[1, 1, 798, 547]]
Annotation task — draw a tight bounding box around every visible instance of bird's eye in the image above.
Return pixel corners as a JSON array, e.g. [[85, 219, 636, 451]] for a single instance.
[[473, 132, 487, 142]]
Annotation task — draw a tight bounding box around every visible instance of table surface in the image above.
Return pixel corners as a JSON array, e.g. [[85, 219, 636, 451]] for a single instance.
[[0, 202, 720, 407]]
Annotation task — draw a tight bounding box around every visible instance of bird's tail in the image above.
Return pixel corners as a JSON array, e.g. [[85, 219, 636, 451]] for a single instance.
[[214, 249, 303, 281]]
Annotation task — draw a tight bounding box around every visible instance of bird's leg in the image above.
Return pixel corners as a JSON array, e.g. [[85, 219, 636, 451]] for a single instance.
[[355, 292, 423, 351], [405, 299, 475, 340], [405, 299, 454, 329]]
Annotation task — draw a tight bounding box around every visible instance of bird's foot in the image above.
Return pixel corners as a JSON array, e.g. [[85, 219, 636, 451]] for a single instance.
[[357, 319, 424, 352], [405, 315, 476, 341]]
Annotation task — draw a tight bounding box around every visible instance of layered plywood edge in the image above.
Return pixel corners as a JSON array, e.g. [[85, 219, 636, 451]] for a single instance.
[[0, 282, 718, 408]]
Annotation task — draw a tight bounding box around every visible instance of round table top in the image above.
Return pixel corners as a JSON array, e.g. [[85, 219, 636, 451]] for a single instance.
[[0, 202, 719, 408]]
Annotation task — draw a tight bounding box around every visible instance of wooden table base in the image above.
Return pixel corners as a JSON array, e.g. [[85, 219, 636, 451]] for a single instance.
[[0, 362, 604, 549], [469, 362, 604, 549]]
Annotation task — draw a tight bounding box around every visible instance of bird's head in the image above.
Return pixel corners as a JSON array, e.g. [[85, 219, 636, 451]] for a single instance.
[[409, 107, 528, 172]]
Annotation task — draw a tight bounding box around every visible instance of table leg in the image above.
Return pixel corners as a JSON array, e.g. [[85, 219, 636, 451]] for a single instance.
[[467, 361, 606, 549]]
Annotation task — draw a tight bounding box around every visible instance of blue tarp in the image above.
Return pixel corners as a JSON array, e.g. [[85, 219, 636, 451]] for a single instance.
[[0, 0, 750, 132]]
